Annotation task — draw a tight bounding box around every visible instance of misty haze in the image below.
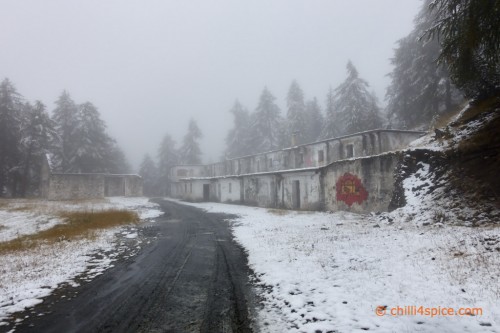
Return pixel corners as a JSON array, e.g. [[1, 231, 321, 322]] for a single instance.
[[0, 0, 499, 332]]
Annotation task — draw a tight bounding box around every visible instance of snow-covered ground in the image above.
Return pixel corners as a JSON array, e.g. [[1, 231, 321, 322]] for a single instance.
[[0, 197, 162, 328], [176, 199, 499, 333]]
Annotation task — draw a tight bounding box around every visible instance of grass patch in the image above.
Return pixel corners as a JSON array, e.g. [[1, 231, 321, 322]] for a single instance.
[[0, 209, 139, 253]]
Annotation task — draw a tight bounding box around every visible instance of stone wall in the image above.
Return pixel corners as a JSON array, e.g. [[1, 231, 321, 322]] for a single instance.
[[48, 173, 105, 201]]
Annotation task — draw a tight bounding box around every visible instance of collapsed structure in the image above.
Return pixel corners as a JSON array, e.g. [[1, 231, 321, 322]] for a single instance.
[[170, 129, 424, 213], [40, 155, 143, 200]]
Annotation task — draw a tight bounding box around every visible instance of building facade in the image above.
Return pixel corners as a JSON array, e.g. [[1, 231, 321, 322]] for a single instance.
[[40, 155, 143, 200], [170, 129, 424, 213]]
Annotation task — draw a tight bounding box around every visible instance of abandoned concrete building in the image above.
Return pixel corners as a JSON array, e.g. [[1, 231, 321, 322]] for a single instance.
[[40, 155, 143, 200], [170, 129, 425, 213]]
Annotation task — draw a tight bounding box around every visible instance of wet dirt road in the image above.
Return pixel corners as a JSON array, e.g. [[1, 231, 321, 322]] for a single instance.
[[11, 199, 254, 333]]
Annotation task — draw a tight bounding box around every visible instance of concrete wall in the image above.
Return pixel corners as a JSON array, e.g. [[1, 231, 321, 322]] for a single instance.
[[279, 171, 321, 210], [322, 153, 400, 213], [176, 179, 211, 202], [170, 165, 206, 182], [43, 173, 142, 201], [48, 173, 105, 200], [105, 176, 124, 196], [241, 175, 277, 208], [172, 152, 402, 214], [169, 129, 423, 213], [210, 130, 424, 176], [218, 177, 241, 203], [122, 175, 143, 197]]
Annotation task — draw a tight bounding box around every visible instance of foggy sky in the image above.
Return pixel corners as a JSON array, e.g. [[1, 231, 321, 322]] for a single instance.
[[0, 0, 422, 170]]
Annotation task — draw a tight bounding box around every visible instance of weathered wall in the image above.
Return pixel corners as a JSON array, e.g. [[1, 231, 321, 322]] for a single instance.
[[241, 175, 277, 207], [173, 153, 402, 214], [218, 177, 241, 203], [48, 174, 105, 200], [123, 176, 143, 197], [176, 179, 211, 201], [169, 130, 423, 213], [322, 153, 401, 213], [170, 165, 206, 182], [279, 171, 321, 210], [379, 131, 423, 152], [40, 157, 51, 199], [105, 176, 124, 196]]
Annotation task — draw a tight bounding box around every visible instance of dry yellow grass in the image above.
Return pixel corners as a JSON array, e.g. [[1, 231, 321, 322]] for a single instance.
[[0, 209, 139, 254]]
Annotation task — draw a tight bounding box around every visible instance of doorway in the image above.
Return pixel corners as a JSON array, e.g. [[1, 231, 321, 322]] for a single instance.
[[292, 180, 300, 209], [203, 184, 210, 201]]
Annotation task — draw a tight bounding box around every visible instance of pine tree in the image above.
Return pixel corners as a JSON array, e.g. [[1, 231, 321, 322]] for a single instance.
[[426, 0, 500, 99], [321, 87, 340, 139], [157, 133, 179, 195], [386, 0, 462, 128], [52, 91, 78, 172], [71, 102, 112, 173], [334, 61, 382, 135], [106, 141, 131, 174], [138, 154, 159, 196], [225, 100, 253, 158], [304, 97, 324, 143], [180, 119, 203, 164], [0, 79, 23, 196], [251, 87, 283, 152], [19, 101, 58, 196], [286, 80, 307, 145]]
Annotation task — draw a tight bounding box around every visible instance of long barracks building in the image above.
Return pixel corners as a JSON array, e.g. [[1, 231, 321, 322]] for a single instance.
[[170, 129, 425, 213]]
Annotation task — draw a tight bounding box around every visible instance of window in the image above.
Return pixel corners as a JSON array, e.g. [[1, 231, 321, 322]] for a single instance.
[[346, 144, 354, 158], [318, 150, 324, 163], [177, 169, 187, 177], [284, 155, 289, 168], [190, 183, 192, 193], [229, 182, 232, 193], [268, 158, 273, 168], [184, 183, 187, 192]]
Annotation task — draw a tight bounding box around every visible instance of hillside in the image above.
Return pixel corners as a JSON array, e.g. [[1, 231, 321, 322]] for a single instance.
[[388, 95, 500, 226]]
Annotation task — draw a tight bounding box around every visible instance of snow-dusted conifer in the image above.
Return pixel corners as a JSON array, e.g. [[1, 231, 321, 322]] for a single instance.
[[321, 87, 339, 139], [334, 61, 382, 135], [426, 0, 500, 99], [386, 0, 462, 128], [19, 101, 58, 196], [52, 91, 78, 172], [304, 97, 323, 143], [157, 133, 179, 195], [71, 102, 111, 173], [0, 79, 23, 196], [225, 100, 253, 158], [251, 87, 283, 152], [286, 80, 307, 145], [139, 154, 159, 196], [180, 119, 203, 164]]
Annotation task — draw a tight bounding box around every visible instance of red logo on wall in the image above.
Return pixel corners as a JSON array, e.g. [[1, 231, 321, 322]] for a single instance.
[[336, 173, 368, 206]]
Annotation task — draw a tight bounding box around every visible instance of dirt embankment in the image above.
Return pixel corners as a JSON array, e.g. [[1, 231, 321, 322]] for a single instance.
[[390, 95, 500, 225]]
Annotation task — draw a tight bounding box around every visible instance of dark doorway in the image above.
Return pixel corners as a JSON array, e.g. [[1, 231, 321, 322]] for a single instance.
[[292, 180, 300, 209], [203, 184, 210, 201]]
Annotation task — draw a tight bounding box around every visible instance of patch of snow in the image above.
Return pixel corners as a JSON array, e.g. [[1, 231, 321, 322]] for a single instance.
[[0, 197, 162, 327], [172, 199, 500, 333]]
